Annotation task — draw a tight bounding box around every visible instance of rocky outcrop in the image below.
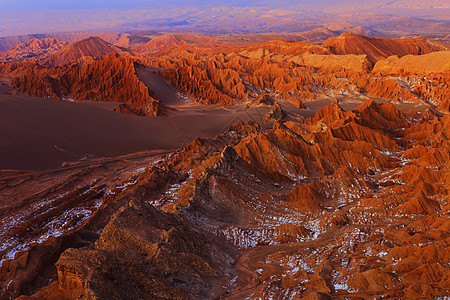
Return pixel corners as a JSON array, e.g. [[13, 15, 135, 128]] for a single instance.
[[373, 51, 450, 75], [159, 61, 248, 105], [150, 100, 448, 299], [12, 54, 160, 116], [263, 102, 286, 122], [28, 200, 234, 299], [238, 40, 330, 58], [371, 52, 450, 110], [294, 53, 372, 73], [252, 94, 275, 106]]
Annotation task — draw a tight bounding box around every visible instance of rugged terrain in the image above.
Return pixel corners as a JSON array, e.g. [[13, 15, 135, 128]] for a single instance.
[[0, 31, 449, 299], [0, 38, 67, 63], [2, 33, 449, 113], [1, 99, 448, 299]]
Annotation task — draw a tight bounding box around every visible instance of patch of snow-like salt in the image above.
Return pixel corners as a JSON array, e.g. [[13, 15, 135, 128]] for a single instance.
[[334, 282, 349, 290], [0, 242, 28, 268], [1, 194, 104, 268], [220, 226, 259, 248], [378, 251, 389, 257], [135, 167, 146, 173]]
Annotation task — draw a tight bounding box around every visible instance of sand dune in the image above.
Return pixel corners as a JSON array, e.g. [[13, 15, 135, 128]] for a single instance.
[[0, 94, 268, 170], [135, 64, 185, 106]]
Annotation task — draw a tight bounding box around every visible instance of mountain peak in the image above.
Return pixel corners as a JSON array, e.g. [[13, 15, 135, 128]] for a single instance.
[[43, 36, 129, 66]]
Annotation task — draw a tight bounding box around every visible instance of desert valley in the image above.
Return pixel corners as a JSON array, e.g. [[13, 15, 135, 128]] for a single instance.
[[0, 1, 449, 299]]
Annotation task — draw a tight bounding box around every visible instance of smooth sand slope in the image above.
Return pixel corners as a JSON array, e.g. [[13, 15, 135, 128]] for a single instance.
[[0, 94, 268, 170], [135, 65, 185, 106]]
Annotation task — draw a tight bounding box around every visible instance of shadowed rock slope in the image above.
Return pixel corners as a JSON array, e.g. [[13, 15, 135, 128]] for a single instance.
[[32, 201, 234, 299]]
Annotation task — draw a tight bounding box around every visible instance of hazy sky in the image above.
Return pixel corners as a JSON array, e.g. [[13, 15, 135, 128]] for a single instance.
[[2, 0, 449, 11], [1, 0, 282, 9], [0, 0, 448, 37], [1, 0, 150, 9]]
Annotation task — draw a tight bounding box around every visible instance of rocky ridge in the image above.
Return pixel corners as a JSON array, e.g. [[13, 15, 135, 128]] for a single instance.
[[11, 54, 160, 116], [0, 38, 67, 63]]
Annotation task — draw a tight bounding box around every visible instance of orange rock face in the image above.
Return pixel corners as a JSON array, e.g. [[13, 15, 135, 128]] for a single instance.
[[144, 33, 448, 108], [373, 51, 450, 74], [41, 201, 234, 299], [11, 54, 160, 116], [371, 52, 450, 111]]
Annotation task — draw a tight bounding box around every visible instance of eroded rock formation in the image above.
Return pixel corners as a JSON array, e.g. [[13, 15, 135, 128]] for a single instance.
[[0, 38, 67, 63], [11, 54, 160, 116]]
